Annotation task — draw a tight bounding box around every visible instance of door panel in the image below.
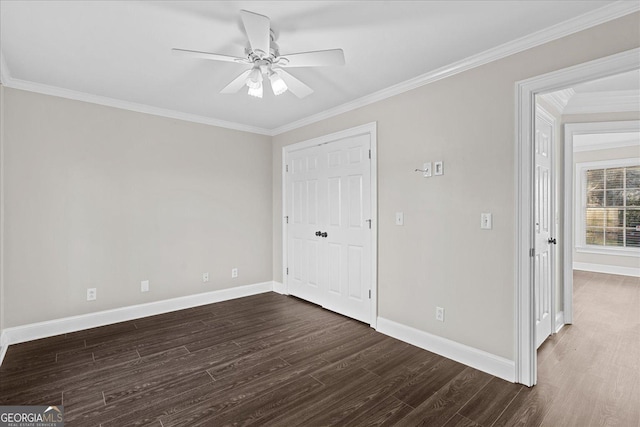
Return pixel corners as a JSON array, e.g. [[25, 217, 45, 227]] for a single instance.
[[287, 146, 325, 304], [535, 109, 554, 349]]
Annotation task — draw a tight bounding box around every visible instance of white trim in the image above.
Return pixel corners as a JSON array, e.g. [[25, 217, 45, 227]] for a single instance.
[[564, 125, 575, 326], [0, 52, 10, 86], [0, 342, 7, 367], [576, 247, 640, 257], [563, 90, 640, 115], [1, 282, 272, 348], [573, 261, 640, 277], [376, 317, 515, 383], [567, 120, 640, 135], [515, 47, 640, 387], [1, 3, 637, 137], [2, 78, 273, 136], [282, 122, 378, 328], [555, 311, 565, 333], [573, 138, 639, 153], [270, 2, 639, 136], [272, 281, 287, 295]]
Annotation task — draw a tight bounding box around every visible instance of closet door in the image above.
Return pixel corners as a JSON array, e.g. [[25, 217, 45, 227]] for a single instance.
[[286, 134, 372, 324], [287, 145, 327, 305]]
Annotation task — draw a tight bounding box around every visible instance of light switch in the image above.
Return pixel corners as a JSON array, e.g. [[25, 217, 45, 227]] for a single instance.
[[395, 212, 404, 226], [481, 213, 492, 230]]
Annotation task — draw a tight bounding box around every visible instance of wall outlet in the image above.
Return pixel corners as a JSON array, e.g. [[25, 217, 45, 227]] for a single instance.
[[231, 268, 238, 278], [436, 306, 445, 322], [141, 280, 149, 292], [87, 288, 97, 301], [202, 272, 209, 283]]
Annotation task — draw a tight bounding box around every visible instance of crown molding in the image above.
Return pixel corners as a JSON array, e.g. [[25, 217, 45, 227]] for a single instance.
[[0, 2, 638, 137], [1, 76, 273, 136], [540, 88, 575, 113], [271, 1, 640, 135], [563, 90, 640, 114]]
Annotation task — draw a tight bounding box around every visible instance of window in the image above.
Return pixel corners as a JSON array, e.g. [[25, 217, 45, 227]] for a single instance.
[[576, 159, 640, 255]]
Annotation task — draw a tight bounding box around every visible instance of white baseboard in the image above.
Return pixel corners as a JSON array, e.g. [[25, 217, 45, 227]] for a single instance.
[[1, 281, 273, 349], [376, 317, 515, 383], [272, 281, 287, 295], [573, 262, 640, 277], [0, 332, 7, 367], [555, 311, 565, 333]]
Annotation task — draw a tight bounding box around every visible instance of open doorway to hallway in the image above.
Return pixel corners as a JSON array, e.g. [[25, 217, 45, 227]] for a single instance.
[[533, 68, 639, 351]]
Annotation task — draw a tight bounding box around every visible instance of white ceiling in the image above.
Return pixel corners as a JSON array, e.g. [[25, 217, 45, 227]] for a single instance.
[[0, 1, 635, 133]]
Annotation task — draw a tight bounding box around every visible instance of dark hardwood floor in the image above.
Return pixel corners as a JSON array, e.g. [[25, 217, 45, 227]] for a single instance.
[[1, 271, 637, 426]]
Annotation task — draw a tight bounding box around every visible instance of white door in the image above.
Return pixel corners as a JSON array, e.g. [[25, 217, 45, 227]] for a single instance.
[[534, 108, 555, 349], [286, 134, 372, 324], [287, 145, 325, 305]]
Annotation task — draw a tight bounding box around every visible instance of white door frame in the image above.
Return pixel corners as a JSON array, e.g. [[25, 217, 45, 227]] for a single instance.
[[514, 47, 639, 386], [282, 122, 378, 328]]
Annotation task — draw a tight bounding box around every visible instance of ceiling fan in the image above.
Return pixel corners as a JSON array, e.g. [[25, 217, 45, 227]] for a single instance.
[[173, 10, 345, 99]]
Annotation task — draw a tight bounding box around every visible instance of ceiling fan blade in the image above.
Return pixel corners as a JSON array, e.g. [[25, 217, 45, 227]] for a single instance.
[[240, 10, 271, 59], [172, 48, 247, 64], [273, 69, 314, 99], [220, 69, 252, 94], [278, 49, 345, 67]]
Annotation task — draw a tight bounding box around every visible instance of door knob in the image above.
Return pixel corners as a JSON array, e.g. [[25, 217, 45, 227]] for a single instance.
[[548, 238, 557, 244], [321, 232, 328, 238], [315, 231, 322, 236]]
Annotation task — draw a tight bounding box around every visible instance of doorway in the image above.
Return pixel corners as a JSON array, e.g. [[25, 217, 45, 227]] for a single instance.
[[282, 123, 378, 326], [515, 47, 640, 386]]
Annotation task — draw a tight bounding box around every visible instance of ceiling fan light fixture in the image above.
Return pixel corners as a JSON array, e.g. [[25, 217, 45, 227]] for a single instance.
[[247, 82, 263, 98], [269, 71, 288, 96], [246, 67, 263, 89]]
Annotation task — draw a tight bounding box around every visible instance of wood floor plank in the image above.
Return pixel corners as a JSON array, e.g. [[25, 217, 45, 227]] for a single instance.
[[492, 382, 557, 427], [393, 357, 467, 408], [1, 272, 637, 426], [343, 395, 413, 427], [443, 413, 482, 427], [395, 367, 492, 427], [457, 376, 523, 426]]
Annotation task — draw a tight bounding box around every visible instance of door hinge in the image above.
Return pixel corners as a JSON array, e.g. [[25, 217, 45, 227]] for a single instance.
[[286, 164, 289, 172], [368, 289, 371, 299], [368, 149, 371, 159], [366, 219, 372, 229], [286, 267, 289, 275], [285, 216, 289, 224], [530, 248, 535, 257]]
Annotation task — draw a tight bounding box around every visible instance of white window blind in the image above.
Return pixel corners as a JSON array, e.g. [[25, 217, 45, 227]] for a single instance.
[[584, 165, 640, 248]]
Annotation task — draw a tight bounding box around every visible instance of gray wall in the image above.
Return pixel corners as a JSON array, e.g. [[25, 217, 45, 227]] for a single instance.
[[272, 13, 640, 360], [2, 88, 273, 327], [0, 85, 5, 337]]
